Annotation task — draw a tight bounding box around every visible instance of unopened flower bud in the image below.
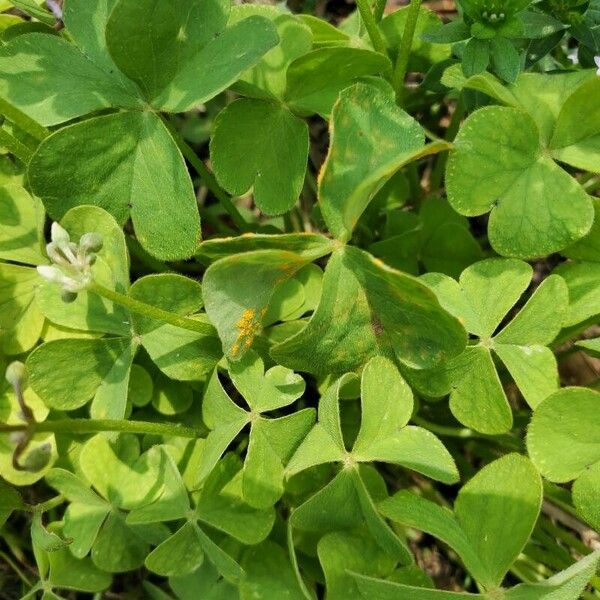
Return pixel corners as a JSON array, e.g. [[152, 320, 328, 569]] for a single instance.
[[21, 443, 52, 472], [5, 361, 26, 390], [61, 290, 78, 303], [79, 232, 103, 254], [50, 222, 70, 246]]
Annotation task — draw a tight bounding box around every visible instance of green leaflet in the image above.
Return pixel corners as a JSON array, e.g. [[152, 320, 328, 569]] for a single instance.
[[229, 6, 313, 101], [272, 246, 467, 375], [29, 112, 201, 261], [0, 184, 46, 354], [553, 260, 600, 326], [527, 387, 600, 482], [380, 454, 542, 591], [210, 99, 309, 215], [201, 233, 336, 360], [318, 83, 450, 242], [0, 184, 45, 265], [285, 47, 392, 116]]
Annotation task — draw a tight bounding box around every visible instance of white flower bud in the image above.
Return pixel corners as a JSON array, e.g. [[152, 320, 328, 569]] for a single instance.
[[5, 361, 26, 389], [79, 232, 103, 254]]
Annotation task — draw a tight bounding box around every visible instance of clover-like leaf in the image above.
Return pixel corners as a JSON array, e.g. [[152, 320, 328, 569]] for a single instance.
[[446, 72, 600, 258], [379, 453, 542, 591], [319, 83, 450, 242], [409, 258, 567, 433], [128, 449, 273, 581], [198, 351, 312, 508], [210, 98, 309, 215], [45, 434, 165, 573], [286, 358, 458, 563], [272, 246, 467, 375], [287, 357, 458, 483]]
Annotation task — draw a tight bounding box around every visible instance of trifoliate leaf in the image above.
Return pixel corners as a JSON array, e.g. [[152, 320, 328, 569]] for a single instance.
[[446, 106, 594, 258], [287, 357, 458, 483], [199, 352, 313, 508], [411, 259, 566, 431]]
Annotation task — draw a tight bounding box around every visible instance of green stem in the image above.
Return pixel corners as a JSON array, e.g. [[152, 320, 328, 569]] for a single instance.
[[412, 417, 477, 438], [355, 0, 387, 55], [88, 281, 216, 337], [0, 418, 202, 438], [0, 129, 33, 164], [161, 115, 249, 232], [0, 97, 48, 142], [392, 0, 422, 104], [30, 495, 65, 514], [413, 417, 522, 450], [373, 0, 387, 22]]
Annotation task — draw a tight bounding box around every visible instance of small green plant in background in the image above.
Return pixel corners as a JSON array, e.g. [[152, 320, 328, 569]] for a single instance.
[[0, 0, 599, 597]]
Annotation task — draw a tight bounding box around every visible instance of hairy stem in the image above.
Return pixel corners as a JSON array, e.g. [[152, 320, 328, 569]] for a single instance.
[[0, 129, 33, 164], [373, 0, 387, 22], [356, 0, 387, 55], [88, 281, 216, 337], [0, 418, 202, 439], [30, 495, 65, 513], [392, 0, 422, 104], [0, 97, 48, 142], [161, 115, 249, 232]]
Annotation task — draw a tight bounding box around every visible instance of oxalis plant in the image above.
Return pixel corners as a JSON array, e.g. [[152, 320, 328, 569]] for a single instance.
[[0, 0, 599, 597]]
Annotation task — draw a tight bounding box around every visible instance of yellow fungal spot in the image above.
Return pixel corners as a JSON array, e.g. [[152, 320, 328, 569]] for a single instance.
[[232, 308, 261, 356]]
